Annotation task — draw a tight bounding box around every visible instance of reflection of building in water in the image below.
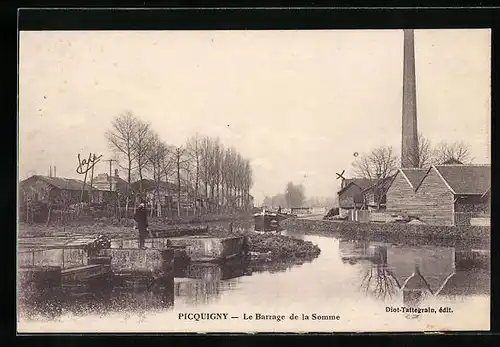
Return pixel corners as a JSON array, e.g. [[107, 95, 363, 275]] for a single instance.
[[435, 269, 490, 297], [174, 262, 243, 306], [174, 279, 222, 306], [383, 245, 455, 295], [109, 286, 174, 312], [401, 265, 433, 307], [339, 239, 490, 302], [358, 245, 400, 300], [339, 239, 371, 261]]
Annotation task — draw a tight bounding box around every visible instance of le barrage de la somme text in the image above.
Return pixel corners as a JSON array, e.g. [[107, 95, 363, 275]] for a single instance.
[[178, 313, 340, 322]]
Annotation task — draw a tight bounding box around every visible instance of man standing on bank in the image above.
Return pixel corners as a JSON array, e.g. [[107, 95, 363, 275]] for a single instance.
[[134, 202, 148, 249]]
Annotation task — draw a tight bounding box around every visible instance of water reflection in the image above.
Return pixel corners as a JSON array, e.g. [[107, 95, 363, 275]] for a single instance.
[[338, 237, 490, 307], [359, 246, 401, 300], [18, 232, 490, 326]]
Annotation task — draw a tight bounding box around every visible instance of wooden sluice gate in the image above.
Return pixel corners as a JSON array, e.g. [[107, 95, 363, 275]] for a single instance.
[[18, 235, 176, 300], [17, 231, 244, 310], [111, 234, 246, 263], [168, 235, 246, 263]]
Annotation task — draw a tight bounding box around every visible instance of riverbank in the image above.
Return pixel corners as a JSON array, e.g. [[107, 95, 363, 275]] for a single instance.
[[18, 217, 321, 264], [203, 224, 321, 262], [281, 218, 490, 248]]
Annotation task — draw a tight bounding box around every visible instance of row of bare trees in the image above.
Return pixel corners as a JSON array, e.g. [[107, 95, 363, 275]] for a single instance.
[[352, 133, 474, 181], [105, 112, 254, 217]]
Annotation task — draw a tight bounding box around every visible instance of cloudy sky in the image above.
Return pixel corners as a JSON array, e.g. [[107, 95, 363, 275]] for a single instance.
[[19, 29, 491, 204]]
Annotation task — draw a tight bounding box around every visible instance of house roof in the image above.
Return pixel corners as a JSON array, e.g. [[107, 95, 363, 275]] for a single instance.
[[399, 168, 427, 190], [131, 179, 185, 193], [23, 175, 87, 191], [433, 165, 491, 195], [441, 158, 464, 165], [338, 178, 376, 195], [361, 174, 397, 194], [93, 173, 128, 186]]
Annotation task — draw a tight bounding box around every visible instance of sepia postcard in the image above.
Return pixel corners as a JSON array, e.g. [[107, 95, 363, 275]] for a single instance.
[[17, 27, 491, 333]]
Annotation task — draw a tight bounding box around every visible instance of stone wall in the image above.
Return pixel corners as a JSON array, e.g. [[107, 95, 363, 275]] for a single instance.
[[18, 248, 87, 269], [168, 236, 244, 262], [99, 248, 174, 277]]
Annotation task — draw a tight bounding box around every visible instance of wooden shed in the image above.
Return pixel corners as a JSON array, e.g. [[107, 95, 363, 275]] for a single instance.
[[386, 168, 427, 215], [386, 165, 490, 226], [337, 178, 376, 216], [19, 175, 116, 207]]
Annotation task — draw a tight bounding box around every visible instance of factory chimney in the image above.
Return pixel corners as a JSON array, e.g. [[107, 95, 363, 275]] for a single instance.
[[401, 29, 419, 168]]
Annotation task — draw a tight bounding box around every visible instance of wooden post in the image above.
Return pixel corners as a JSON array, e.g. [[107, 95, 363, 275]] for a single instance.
[[80, 163, 89, 202], [46, 203, 52, 226], [117, 193, 121, 220], [26, 198, 29, 223], [89, 153, 96, 205]]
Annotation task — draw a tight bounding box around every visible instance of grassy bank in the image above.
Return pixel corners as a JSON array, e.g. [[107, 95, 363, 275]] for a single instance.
[[203, 223, 321, 262], [281, 218, 490, 248]]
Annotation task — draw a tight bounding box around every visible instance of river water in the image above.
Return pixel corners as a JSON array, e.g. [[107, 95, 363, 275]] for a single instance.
[[18, 230, 490, 333]]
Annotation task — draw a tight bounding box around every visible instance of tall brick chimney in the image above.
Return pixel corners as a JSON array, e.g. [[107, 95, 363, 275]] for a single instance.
[[401, 29, 419, 168]]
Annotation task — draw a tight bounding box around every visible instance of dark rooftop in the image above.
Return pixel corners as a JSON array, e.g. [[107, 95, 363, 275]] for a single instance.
[[23, 175, 86, 191], [400, 168, 427, 190], [434, 165, 490, 195]]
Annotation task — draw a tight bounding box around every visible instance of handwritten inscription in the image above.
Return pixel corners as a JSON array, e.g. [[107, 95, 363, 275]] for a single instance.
[[76, 153, 103, 175]]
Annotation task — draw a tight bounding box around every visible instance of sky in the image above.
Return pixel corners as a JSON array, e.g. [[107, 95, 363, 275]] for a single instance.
[[18, 29, 491, 205]]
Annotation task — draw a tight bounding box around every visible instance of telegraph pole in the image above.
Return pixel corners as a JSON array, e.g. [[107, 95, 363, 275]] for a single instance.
[[103, 159, 118, 191]]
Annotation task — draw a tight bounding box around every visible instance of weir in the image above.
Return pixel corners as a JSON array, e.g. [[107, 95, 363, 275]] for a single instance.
[[111, 235, 245, 263]]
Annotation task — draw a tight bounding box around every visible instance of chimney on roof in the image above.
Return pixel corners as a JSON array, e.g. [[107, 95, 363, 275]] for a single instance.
[[49, 166, 52, 177], [115, 169, 119, 177], [54, 166, 57, 177]]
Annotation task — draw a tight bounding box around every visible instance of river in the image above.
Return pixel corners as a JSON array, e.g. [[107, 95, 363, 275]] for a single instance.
[[18, 230, 490, 333]]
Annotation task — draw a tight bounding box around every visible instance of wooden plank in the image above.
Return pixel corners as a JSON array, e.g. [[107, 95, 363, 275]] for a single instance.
[[61, 264, 109, 282]]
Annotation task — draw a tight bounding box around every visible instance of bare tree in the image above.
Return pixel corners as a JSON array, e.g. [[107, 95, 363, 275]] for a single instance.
[[105, 112, 138, 216], [173, 146, 190, 217], [161, 145, 176, 217], [242, 160, 254, 210], [223, 146, 237, 211], [213, 139, 223, 212], [404, 133, 434, 168], [132, 119, 154, 194], [200, 136, 214, 202], [352, 145, 399, 180], [147, 132, 167, 217], [433, 140, 474, 164], [186, 134, 203, 215]]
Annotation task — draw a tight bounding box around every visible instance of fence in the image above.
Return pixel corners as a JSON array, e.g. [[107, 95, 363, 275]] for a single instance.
[[348, 210, 370, 223], [454, 212, 490, 226]]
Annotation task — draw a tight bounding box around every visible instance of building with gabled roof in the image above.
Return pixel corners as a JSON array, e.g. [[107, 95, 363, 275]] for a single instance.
[[337, 178, 378, 215], [386, 164, 490, 226], [19, 174, 116, 207], [386, 168, 427, 215], [360, 174, 396, 210]]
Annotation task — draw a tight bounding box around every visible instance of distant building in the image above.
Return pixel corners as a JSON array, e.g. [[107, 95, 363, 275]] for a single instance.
[[386, 168, 428, 215], [386, 164, 490, 226], [291, 207, 312, 215], [19, 175, 115, 207], [92, 169, 128, 193], [337, 178, 377, 216], [441, 158, 463, 165], [360, 175, 396, 211]]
